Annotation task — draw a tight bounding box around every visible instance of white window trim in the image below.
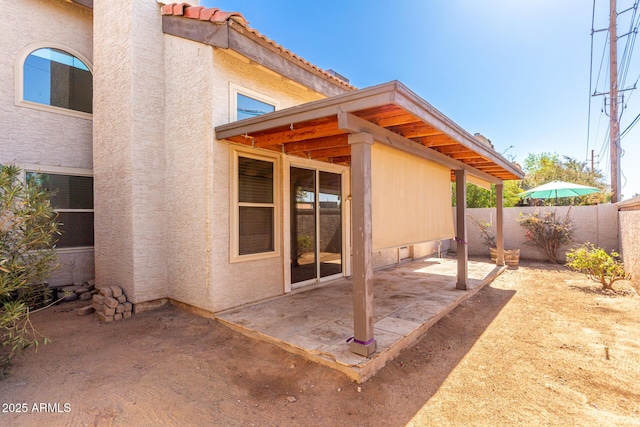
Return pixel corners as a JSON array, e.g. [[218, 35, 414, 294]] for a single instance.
[[14, 42, 93, 120], [21, 164, 94, 251], [229, 82, 279, 122], [229, 146, 281, 263]]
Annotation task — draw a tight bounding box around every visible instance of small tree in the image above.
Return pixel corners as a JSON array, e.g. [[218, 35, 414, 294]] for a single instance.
[[566, 243, 629, 290], [468, 214, 496, 249], [518, 209, 574, 263], [1, 164, 59, 375]]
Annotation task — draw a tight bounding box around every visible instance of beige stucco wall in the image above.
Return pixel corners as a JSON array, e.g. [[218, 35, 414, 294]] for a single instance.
[[372, 241, 450, 270], [619, 210, 640, 289], [93, 0, 332, 310], [1, 0, 94, 285], [460, 205, 619, 262], [48, 250, 95, 286], [164, 34, 326, 312], [1, 0, 93, 168], [93, 0, 168, 302]]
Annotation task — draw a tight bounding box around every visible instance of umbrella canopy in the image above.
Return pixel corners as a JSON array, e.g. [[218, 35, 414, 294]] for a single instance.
[[520, 180, 600, 201]]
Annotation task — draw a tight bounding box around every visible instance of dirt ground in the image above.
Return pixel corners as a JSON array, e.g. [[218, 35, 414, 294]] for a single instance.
[[1, 260, 639, 426]]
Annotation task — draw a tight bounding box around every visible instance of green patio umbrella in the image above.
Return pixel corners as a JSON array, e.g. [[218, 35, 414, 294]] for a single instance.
[[519, 180, 600, 205]]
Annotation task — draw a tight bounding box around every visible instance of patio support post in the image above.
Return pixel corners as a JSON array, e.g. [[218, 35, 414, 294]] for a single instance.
[[496, 182, 505, 266], [348, 132, 377, 357], [455, 169, 468, 290]]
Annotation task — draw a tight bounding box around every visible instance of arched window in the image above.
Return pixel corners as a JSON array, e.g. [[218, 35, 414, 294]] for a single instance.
[[22, 47, 92, 114]]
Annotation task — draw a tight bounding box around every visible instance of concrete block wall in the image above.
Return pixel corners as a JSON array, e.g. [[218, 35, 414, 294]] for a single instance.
[[618, 198, 640, 290], [459, 205, 619, 262]]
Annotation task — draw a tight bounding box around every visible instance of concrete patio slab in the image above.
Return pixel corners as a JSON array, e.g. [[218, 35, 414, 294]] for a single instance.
[[216, 256, 505, 383]]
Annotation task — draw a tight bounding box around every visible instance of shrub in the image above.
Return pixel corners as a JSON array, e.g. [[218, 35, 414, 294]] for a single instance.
[[518, 209, 574, 263], [296, 235, 313, 255], [566, 243, 629, 290], [468, 215, 496, 249], [1, 164, 59, 376]]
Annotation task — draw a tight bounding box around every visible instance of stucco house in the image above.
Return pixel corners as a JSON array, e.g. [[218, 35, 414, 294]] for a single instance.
[[3, 0, 522, 357]]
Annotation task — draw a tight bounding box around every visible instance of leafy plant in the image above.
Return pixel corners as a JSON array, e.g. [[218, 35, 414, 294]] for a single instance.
[[1, 164, 60, 376], [566, 243, 629, 290], [521, 153, 609, 205], [296, 235, 314, 254], [468, 215, 496, 249], [518, 209, 574, 263]]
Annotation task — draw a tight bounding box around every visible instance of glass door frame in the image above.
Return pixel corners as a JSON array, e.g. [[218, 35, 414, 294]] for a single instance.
[[283, 157, 350, 292]]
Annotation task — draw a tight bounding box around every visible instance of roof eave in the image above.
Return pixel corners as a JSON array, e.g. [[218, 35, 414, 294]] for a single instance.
[[160, 15, 353, 97]]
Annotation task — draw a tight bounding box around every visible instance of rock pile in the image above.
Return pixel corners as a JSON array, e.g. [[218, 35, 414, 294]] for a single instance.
[[55, 280, 97, 302], [76, 285, 132, 322]]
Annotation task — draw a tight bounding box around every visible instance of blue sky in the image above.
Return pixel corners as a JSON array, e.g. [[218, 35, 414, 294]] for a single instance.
[[202, 0, 640, 199]]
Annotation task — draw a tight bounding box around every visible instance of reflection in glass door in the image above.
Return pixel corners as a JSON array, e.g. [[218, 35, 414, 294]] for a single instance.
[[290, 168, 316, 283], [319, 171, 342, 278], [290, 167, 342, 285]]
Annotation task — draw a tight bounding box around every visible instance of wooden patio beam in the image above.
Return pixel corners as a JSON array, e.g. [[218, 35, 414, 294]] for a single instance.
[[308, 146, 351, 159], [455, 169, 468, 290], [414, 136, 457, 147], [348, 132, 376, 357], [338, 112, 502, 185], [496, 183, 505, 266], [284, 134, 348, 153], [392, 84, 524, 179], [387, 122, 442, 139], [249, 118, 344, 148]]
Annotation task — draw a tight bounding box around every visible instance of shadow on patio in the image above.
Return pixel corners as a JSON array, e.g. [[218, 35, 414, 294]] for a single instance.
[[217, 256, 506, 383]]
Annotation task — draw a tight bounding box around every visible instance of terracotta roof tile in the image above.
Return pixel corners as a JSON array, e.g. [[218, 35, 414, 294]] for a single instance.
[[160, 2, 355, 90]]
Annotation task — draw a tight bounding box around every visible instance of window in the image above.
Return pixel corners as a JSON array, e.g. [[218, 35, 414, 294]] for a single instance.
[[26, 172, 94, 248], [229, 83, 278, 122], [21, 47, 92, 114], [231, 149, 279, 261], [236, 93, 275, 120]]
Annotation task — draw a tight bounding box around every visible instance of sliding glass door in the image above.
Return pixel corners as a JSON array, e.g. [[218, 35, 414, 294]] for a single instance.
[[290, 167, 342, 285]]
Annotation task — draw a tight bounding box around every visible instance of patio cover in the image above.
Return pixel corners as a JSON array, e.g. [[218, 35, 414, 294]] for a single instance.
[[216, 80, 522, 183], [216, 80, 524, 357]]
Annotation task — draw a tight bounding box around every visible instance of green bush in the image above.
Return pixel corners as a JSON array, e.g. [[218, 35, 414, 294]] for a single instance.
[[1, 164, 59, 376], [518, 209, 574, 263], [296, 235, 313, 255], [566, 243, 629, 290]]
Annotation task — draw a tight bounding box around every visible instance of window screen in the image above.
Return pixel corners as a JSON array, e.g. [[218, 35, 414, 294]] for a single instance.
[[237, 157, 275, 256], [26, 172, 94, 248]]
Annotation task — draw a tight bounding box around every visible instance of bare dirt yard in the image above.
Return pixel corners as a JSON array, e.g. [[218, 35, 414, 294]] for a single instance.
[[1, 260, 639, 426]]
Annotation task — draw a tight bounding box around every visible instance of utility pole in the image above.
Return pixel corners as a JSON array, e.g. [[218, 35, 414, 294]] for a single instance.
[[610, 0, 622, 202]]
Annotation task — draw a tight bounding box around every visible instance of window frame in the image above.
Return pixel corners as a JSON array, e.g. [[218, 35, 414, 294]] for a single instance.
[[229, 83, 279, 122], [230, 147, 281, 263], [15, 42, 93, 120], [21, 164, 94, 253]]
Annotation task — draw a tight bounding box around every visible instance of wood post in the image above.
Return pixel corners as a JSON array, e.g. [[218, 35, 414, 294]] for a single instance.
[[496, 183, 505, 266], [348, 132, 377, 356], [455, 170, 468, 290], [609, 0, 621, 203]]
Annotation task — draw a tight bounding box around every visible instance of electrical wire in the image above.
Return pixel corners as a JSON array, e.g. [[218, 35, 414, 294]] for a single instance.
[[618, 2, 639, 89]]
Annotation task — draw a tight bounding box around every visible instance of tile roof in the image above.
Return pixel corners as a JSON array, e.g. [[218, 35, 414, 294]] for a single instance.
[[160, 2, 247, 25], [160, 2, 355, 91]]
